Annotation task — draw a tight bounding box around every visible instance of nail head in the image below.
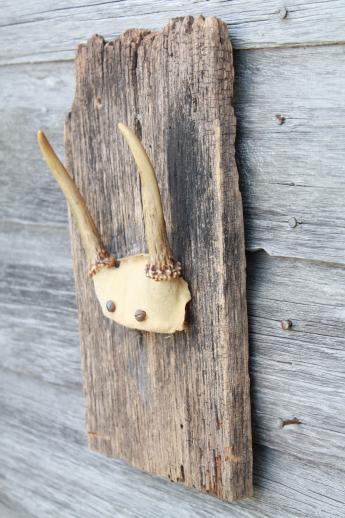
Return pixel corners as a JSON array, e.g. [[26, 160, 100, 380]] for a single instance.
[[288, 216, 298, 228], [279, 6, 288, 19], [280, 417, 301, 428], [275, 114, 285, 125], [106, 300, 116, 312], [135, 309, 147, 322], [281, 319, 292, 330]]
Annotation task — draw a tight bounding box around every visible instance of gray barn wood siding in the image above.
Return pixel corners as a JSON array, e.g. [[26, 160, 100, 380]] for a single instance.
[[0, 1, 344, 517]]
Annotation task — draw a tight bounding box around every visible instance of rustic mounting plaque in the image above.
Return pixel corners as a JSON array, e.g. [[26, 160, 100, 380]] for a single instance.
[[65, 15, 252, 501]]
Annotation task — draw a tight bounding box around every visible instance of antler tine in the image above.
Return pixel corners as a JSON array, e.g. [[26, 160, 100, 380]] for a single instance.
[[37, 130, 116, 276], [118, 123, 181, 281]]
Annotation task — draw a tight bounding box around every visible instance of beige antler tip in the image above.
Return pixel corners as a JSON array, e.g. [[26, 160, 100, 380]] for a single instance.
[[118, 122, 132, 139], [118, 121, 180, 280], [37, 130, 50, 153], [36, 128, 113, 271], [37, 129, 45, 142]]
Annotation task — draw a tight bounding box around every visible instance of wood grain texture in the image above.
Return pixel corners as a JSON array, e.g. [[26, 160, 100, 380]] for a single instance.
[[2, 43, 345, 265], [0, 61, 74, 226], [2, 211, 345, 469], [64, 16, 252, 502], [1, 218, 345, 470], [1, 223, 345, 511], [2, 0, 345, 64], [1, 0, 345, 515], [1, 369, 345, 518], [235, 45, 345, 264], [247, 253, 345, 470]]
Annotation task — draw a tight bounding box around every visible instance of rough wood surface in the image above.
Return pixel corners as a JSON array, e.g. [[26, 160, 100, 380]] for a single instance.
[[1, 369, 345, 518], [2, 0, 345, 64], [2, 236, 345, 469], [1, 1, 345, 515], [235, 45, 345, 264], [64, 16, 252, 502], [2, 43, 345, 266], [2, 239, 345, 515]]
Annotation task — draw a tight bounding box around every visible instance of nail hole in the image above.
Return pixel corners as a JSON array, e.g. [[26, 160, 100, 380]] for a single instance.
[[135, 117, 142, 140], [192, 97, 198, 112]]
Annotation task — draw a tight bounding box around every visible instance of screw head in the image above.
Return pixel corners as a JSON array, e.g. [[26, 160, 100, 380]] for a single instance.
[[106, 300, 116, 312], [135, 309, 147, 322], [288, 216, 298, 228], [281, 319, 292, 330]]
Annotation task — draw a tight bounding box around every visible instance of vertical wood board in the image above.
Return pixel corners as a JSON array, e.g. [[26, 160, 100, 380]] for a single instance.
[[65, 15, 252, 501]]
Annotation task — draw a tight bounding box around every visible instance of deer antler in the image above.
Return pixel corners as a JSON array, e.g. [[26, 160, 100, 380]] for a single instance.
[[37, 126, 190, 333], [118, 123, 181, 281], [37, 130, 116, 276]]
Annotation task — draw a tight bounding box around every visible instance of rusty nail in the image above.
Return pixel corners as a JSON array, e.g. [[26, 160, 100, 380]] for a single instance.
[[135, 309, 146, 322], [275, 114, 285, 125], [281, 319, 292, 330], [280, 417, 302, 428], [279, 6, 288, 19], [106, 300, 116, 312]]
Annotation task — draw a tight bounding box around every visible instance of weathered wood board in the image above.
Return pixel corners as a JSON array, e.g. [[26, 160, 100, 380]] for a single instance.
[[2, 0, 345, 515], [2, 240, 345, 468], [64, 16, 252, 501], [235, 45, 345, 264], [2, 244, 345, 515], [2, 0, 345, 64], [2, 43, 345, 265], [1, 369, 345, 518]]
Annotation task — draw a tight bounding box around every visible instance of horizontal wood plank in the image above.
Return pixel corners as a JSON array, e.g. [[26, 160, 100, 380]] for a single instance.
[[0, 221, 80, 388], [1, 370, 344, 517], [0, 62, 73, 226], [0, 266, 79, 388], [247, 252, 345, 470], [235, 45, 345, 264], [1, 0, 345, 64], [1, 44, 345, 264]]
